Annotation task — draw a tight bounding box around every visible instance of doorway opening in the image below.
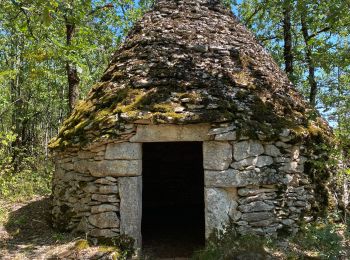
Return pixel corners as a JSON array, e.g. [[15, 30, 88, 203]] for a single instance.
[[142, 142, 205, 258]]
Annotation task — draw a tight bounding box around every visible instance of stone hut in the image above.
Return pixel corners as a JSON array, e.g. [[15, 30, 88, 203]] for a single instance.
[[50, 0, 334, 251]]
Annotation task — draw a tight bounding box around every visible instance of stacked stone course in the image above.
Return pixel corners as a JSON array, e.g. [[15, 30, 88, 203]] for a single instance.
[[52, 122, 315, 243], [203, 123, 313, 237]]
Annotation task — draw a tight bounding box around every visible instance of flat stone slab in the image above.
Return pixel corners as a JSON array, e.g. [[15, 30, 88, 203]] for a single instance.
[[88, 212, 120, 229], [88, 160, 141, 177], [203, 141, 232, 170], [233, 140, 264, 161], [129, 124, 211, 142], [205, 187, 239, 237], [105, 142, 142, 160], [205, 169, 278, 188], [119, 176, 142, 248]]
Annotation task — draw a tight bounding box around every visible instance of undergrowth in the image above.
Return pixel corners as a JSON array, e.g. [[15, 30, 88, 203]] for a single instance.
[[0, 132, 52, 202], [192, 219, 349, 259]]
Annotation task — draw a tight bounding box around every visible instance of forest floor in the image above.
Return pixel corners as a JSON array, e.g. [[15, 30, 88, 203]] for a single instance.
[[0, 196, 120, 260], [1, 196, 350, 259]]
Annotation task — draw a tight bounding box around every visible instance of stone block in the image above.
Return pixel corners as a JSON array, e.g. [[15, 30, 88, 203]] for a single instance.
[[205, 187, 239, 237], [238, 192, 277, 204], [95, 178, 116, 185], [98, 185, 119, 194], [91, 204, 118, 214], [282, 219, 295, 226], [214, 130, 237, 141], [290, 146, 300, 160], [129, 124, 211, 142], [203, 141, 232, 170], [231, 157, 257, 169], [83, 183, 98, 193], [276, 141, 291, 148], [238, 187, 277, 196], [249, 219, 274, 227], [119, 176, 142, 248], [90, 228, 119, 237], [264, 144, 281, 157], [209, 124, 235, 135], [256, 156, 273, 167], [205, 169, 276, 188], [61, 162, 74, 171], [91, 194, 119, 203], [233, 141, 264, 161], [279, 162, 300, 173], [78, 151, 95, 159], [89, 144, 106, 153], [88, 212, 120, 229], [88, 160, 141, 177], [238, 201, 274, 213], [73, 160, 90, 173], [241, 212, 274, 222], [105, 142, 142, 160], [76, 217, 91, 232]]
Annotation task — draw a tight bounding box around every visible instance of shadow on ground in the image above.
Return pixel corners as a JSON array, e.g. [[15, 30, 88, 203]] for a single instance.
[[0, 197, 114, 260]]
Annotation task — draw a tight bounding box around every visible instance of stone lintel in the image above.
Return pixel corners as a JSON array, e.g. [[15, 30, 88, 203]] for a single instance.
[[129, 124, 211, 142]]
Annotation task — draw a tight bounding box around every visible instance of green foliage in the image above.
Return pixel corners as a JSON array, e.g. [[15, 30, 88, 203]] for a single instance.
[[232, 0, 350, 141], [95, 234, 135, 259], [0, 166, 52, 201], [192, 220, 270, 259], [0, 130, 52, 201], [193, 219, 348, 259], [111, 234, 135, 255], [292, 222, 346, 259], [74, 239, 90, 251], [0, 0, 153, 201], [0, 207, 9, 224]]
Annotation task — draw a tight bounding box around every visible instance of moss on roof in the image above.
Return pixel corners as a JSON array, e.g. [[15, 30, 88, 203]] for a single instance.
[[49, 0, 333, 150]]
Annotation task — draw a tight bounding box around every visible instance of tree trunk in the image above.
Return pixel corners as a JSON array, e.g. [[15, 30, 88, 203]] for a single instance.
[[300, 13, 317, 107], [283, 0, 293, 80], [65, 18, 80, 113]]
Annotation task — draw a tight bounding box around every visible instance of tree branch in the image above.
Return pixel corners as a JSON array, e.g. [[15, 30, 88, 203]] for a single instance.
[[244, 0, 269, 26], [10, 0, 36, 39], [308, 22, 350, 40], [89, 3, 114, 16]]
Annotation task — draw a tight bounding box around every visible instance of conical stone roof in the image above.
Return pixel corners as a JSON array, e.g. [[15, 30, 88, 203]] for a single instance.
[[50, 0, 331, 149]]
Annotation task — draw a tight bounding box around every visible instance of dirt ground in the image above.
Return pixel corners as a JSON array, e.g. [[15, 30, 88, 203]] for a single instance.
[[0, 196, 119, 260], [0, 197, 193, 260], [1, 196, 349, 260]]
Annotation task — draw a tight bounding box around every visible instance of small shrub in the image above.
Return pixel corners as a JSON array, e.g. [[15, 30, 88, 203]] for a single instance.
[[95, 234, 135, 259], [111, 234, 135, 259], [0, 206, 8, 224], [74, 239, 90, 250], [0, 130, 53, 202], [192, 220, 269, 260], [293, 222, 344, 259]]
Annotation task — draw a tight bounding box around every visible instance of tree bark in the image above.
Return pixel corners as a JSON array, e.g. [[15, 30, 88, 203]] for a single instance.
[[300, 13, 317, 107], [283, 0, 293, 80], [65, 17, 80, 113]]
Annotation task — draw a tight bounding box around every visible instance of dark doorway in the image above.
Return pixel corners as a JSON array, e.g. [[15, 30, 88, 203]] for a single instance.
[[142, 142, 205, 258]]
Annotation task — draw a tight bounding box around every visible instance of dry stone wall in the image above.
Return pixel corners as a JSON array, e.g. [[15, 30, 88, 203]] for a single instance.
[[204, 123, 313, 237], [52, 123, 314, 246], [52, 135, 142, 246]]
